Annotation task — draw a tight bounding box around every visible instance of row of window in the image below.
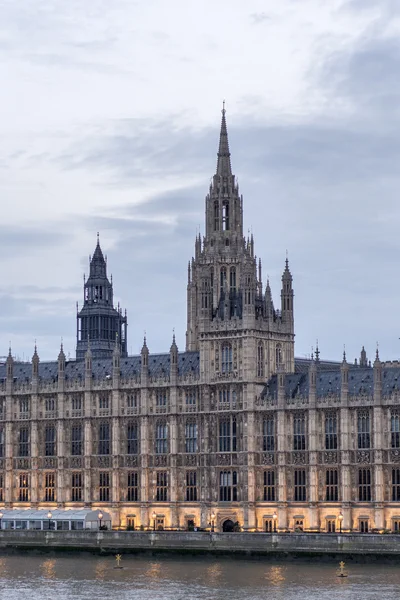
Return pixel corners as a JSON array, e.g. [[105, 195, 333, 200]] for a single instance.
[[7, 468, 400, 504], [13, 392, 199, 416]]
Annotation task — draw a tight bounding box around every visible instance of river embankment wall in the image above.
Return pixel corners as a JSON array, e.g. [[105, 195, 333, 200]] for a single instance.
[[0, 531, 400, 560]]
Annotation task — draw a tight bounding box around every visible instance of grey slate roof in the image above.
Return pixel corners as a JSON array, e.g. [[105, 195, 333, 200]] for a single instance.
[[262, 364, 400, 399], [0, 351, 200, 383]]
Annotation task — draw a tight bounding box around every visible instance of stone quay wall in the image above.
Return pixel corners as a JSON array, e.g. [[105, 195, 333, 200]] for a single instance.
[[0, 531, 400, 558]]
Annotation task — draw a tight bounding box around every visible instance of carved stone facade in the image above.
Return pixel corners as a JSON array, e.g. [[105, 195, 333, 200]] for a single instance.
[[1, 109, 399, 533]]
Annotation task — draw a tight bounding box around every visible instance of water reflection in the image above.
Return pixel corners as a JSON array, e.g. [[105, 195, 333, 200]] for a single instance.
[[144, 561, 162, 581], [41, 558, 56, 579], [206, 562, 222, 585], [95, 559, 108, 581], [0, 556, 399, 599], [265, 565, 285, 586]]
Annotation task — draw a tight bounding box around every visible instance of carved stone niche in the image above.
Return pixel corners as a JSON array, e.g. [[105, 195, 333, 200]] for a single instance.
[[292, 452, 306, 465], [261, 452, 275, 465], [124, 455, 138, 468], [68, 456, 83, 469], [323, 451, 338, 464], [391, 449, 400, 463], [154, 455, 167, 467], [356, 450, 371, 464], [217, 453, 231, 466], [184, 454, 197, 467]]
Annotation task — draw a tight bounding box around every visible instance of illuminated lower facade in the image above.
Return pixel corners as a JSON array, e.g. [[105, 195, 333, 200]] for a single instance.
[[1, 346, 400, 534]]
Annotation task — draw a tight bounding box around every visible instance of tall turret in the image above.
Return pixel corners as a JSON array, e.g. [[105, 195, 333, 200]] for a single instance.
[[185, 105, 295, 378], [76, 234, 127, 360]]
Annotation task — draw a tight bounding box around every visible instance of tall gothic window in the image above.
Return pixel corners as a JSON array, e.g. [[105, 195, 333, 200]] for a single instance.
[[99, 472, 110, 502], [0, 473, 4, 502], [185, 420, 198, 453], [392, 469, 400, 501], [392, 413, 400, 448], [156, 471, 168, 501], [230, 267, 236, 291], [156, 391, 167, 408], [276, 345, 282, 369], [98, 422, 110, 455], [127, 423, 139, 455], [222, 201, 229, 231], [71, 425, 82, 456], [357, 411, 371, 449], [19, 398, 29, 417], [19, 428, 29, 457], [0, 427, 4, 458], [186, 471, 197, 501], [221, 344, 233, 373], [71, 472, 82, 502], [45, 426, 56, 456], [155, 421, 168, 454], [19, 473, 29, 502], [358, 468, 371, 501], [219, 416, 237, 452], [44, 472, 55, 502], [294, 469, 306, 501], [214, 201, 219, 231], [325, 469, 338, 501], [257, 344, 264, 378], [263, 470, 275, 501], [263, 416, 275, 452], [293, 414, 306, 451], [219, 470, 238, 501], [127, 472, 139, 502], [220, 267, 227, 289], [325, 413, 338, 450]]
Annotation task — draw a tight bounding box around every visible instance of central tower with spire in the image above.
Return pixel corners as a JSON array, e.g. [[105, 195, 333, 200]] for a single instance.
[[76, 235, 127, 360], [186, 105, 294, 381]]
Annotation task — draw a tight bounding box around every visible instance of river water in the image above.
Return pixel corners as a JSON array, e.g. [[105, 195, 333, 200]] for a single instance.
[[0, 555, 398, 599]]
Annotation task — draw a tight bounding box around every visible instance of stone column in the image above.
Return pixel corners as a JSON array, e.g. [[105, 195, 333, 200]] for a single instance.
[[57, 420, 64, 505]]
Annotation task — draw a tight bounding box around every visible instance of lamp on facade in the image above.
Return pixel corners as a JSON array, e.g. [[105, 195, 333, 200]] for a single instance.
[[338, 512, 343, 534], [47, 511, 52, 530], [211, 512, 216, 533], [272, 511, 278, 533], [98, 511, 103, 529], [152, 511, 156, 531]]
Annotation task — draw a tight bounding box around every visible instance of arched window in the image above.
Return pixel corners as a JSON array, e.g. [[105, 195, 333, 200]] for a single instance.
[[222, 202, 229, 231], [357, 411, 370, 449], [392, 412, 400, 448], [325, 412, 338, 450], [155, 420, 168, 454], [218, 416, 237, 452], [219, 470, 238, 501], [263, 416, 274, 451], [221, 344, 232, 373], [98, 422, 110, 455], [293, 413, 306, 450], [257, 343, 264, 377], [220, 267, 227, 289], [276, 344, 282, 368], [214, 201, 219, 231], [230, 267, 236, 291], [185, 420, 198, 453]]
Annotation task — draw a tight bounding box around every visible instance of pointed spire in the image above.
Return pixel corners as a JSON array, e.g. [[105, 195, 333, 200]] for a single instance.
[[375, 342, 380, 364], [216, 102, 232, 177], [342, 345, 347, 363], [315, 340, 320, 364], [282, 253, 292, 280], [58, 339, 66, 361]]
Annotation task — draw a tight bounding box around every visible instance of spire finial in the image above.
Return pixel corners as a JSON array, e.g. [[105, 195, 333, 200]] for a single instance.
[[216, 103, 232, 176], [376, 341, 380, 362], [97, 231, 100, 244], [343, 344, 346, 362]]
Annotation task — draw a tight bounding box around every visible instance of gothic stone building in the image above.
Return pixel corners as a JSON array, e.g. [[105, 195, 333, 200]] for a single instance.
[[0, 109, 399, 534]]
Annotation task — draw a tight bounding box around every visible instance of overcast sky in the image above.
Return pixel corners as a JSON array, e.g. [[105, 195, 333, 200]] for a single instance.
[[1, 0, 400, 365]]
